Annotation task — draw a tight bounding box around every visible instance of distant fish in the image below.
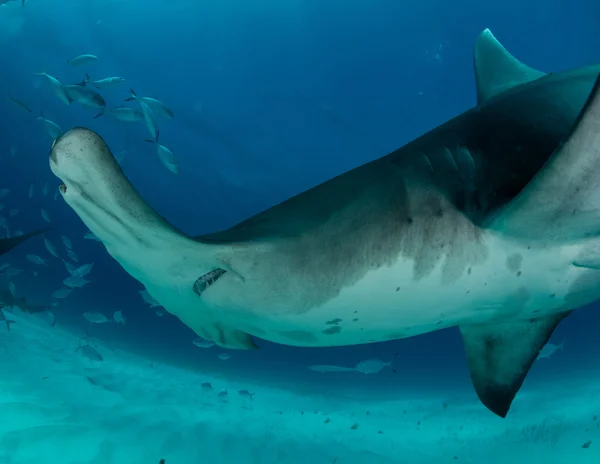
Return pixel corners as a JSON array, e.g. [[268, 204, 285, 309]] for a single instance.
[[67, 249, 79, 262], [0, 189, 9, 198], [61, 235, 72, 249], [192, 338, 215, 348], [309, 365, 355, 373], [0, 308, 15, 331], [32, 72, 71, 106], [68, 54, 98, 67], [126, 89, 158, 139], [83, 73, 125, 89], [113, 310, 126, 325], [217, 389, 228, 398], [94, 106, 143, 122], [146, 131, 178, 174], [8, 209, 18, 217], [63, 84, 105, 109], [538, 341, 565, 359], [155, 310, 165, 317], [201, 382, 213, 391], [71, 262, 93, 277], [37, 111, 63, 140], [26, 254, 48, 266], [83, 312, 110, 324], [218, 353, 231, 361], [8, 281, 16, 298], [83, 231, 101, 241], [7, 95, 31, 113], [41, 182, 48, 196], [28, 184, 33, 198], [139, 289, 160, 308], [125, 93, 173, 119], [63, 259, 76, 275], [63, 274, 90, 288], [52, 287, 72, 299], [354, 357, 395, 374], [43, 238, 59, 257], [41, 208, 51, 223], [75, 335, 103, 361], [237, 389, 255, 400], [309, 356, 397, 374]]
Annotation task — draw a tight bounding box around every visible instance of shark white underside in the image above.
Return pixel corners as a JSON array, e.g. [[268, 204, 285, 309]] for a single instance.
[[49, 29, 600, 418]]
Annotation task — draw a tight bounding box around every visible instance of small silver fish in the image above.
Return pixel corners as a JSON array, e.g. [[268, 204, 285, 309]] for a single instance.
[[146, 131, 178, 174], [37, 111, 63, 140], [238, 389, 255, 400], [192, 338, 215, 349], [63, 275, 90, 288], [68, 54, 99, 67], [126, 89, 158, 139], [44, 238, 59, 257], [52, 287, 73, 299], [83, 312, 110, 324], [83, 73, 125, 89], [41, 208, 51, 223], [113, 310, 126, 325], [94, 106, 143, 122], [67, 249, 79, 262], [61, 235, 72, 249], [32, 72, 71, 106], [140, 289, 160, 307], [76, 336, 103, 362], [538, 341, 565, 359], [218, 353, 231, 361], [83, 231, 100, 241], [26, 254, 48, 266], [354, 358, 394, 374]]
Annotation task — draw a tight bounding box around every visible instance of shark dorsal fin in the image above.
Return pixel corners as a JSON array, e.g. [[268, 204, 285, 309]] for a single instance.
[[474, 28, 545, 103]]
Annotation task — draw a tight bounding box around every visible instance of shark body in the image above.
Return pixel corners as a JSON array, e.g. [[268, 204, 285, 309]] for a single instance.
[[49, 29, 600, 417]]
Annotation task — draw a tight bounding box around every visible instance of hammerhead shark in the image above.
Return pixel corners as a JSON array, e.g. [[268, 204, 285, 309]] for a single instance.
[[48, 29, 600, 417]]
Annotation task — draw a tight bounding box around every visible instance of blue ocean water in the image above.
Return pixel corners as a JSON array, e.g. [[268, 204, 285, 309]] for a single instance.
[[1, 0, 600, 462]]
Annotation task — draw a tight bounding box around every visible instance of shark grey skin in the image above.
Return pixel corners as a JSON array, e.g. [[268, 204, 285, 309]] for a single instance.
[[49, 29, 600, 418], [0, 230, 47, 258]]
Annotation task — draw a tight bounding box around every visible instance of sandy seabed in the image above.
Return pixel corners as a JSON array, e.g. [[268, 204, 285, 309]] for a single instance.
[[0, 307, 598, 464]]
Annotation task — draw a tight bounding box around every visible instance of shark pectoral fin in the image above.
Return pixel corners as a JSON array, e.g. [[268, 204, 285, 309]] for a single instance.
[[459, 312, 570, 418], [473, 28, 545, 104], [486, 76, 600, 242]]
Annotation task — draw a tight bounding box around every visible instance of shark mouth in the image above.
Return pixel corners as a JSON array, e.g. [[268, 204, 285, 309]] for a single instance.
[[59, 184, 67, 194], [194, 269, 227, 296]]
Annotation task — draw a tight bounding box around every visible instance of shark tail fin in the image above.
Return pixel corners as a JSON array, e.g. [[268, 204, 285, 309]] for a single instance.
[[487, 75, 600, 247], [460, 311, 570, 417], [473, 29, 545, 104]]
